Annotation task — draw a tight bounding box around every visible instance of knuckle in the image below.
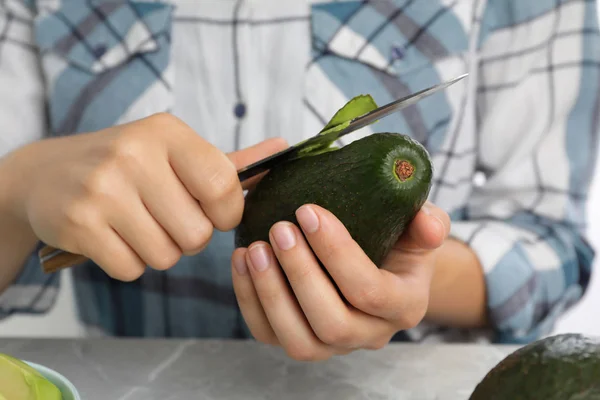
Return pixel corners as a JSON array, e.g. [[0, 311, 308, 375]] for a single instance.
[[180, 224, 213, 254], [82, 161, 119, 197], [258, 288, 281, 309], [110, 133, 146, 167], [397, 303, 427, 330], [149, 248, 181, 271], [320, 238, 354, 264], [320, 241, 340, 261], [315, 316, 353, 346], [353, 286, 388, 312], [63, 198, 98, 230], [285, 262, 314, 286], [214, 210, 243, 232], [216, 201, 244, 231], [146, 112, 183, 130], [203, 162, 239, 204], [145, 113, 195, 141], [208, 179, 238, 207], [148, 111, 176, 124]]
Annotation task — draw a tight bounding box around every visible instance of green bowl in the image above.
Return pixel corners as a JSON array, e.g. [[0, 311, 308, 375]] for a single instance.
[[24, 361, 81, 400]]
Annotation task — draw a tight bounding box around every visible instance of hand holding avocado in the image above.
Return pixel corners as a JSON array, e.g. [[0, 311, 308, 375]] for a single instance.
[[231, 200, 449, 360], [230, 95, 450, 361]]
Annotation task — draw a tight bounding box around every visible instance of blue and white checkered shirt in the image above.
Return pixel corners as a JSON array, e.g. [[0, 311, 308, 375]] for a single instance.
[[1, 0, 598, 344]]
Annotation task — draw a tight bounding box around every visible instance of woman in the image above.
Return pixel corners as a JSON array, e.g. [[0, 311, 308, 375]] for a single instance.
[[0, 0, 597, 360]]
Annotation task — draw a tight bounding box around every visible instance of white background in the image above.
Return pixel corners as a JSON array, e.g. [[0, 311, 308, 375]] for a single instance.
[[1, 7, 600, 338]]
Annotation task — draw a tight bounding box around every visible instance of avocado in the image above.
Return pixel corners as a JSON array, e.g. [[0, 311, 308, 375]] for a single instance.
[[236, 94, 433, 267], [0, 353, 62, 400], [469, 333, 600, 400], [235, 128, 433, 268]]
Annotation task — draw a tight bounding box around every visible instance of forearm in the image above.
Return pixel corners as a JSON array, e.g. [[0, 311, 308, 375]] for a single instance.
[[0, 150, 38, 294], [424, 238, 489, 329], [0, 0, 55, 296]]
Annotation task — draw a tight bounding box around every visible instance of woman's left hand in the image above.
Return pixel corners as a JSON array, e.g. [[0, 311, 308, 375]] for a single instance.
[[231, 201, 450, 361]]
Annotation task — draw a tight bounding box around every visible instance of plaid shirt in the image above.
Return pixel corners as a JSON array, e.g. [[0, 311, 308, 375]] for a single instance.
[[0, 0, 599, 344]]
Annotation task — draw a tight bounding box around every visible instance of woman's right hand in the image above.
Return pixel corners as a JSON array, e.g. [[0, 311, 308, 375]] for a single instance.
[[4, 113, 287, 281]]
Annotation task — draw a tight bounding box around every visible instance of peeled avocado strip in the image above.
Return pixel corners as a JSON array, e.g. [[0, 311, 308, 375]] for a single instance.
[[0, 354, 62, 400], [319, 94, 379, 133], [295, 94, 379, 158]]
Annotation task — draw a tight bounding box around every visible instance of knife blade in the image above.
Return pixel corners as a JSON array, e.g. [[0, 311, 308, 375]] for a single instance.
[[237, 72, 468, 182]]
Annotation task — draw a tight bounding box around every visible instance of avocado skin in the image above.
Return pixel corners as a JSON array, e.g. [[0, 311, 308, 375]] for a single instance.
[[235, 132, 433, 268], [469, 333, 600, 400]]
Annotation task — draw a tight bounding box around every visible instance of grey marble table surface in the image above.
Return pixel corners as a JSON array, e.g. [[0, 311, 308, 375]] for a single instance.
[[0, 338, 519, 400]]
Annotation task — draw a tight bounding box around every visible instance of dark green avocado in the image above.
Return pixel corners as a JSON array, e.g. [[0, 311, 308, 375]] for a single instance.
[[469, 333, 600, 400], [235, 132, 433, 268]]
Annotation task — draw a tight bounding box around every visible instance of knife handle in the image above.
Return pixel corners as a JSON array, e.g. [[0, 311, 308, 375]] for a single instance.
[[39, 245, 88, 273]]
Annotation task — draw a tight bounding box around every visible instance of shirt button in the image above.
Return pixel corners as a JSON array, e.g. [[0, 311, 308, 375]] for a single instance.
[[234, 102, 247, 119], [93, 44, 107, 58], [391, 45, 405, 61], [473, 170, 487, 187]]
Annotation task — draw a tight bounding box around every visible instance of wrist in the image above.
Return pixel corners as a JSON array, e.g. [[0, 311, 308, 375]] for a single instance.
[[424, 238, 489, 328], [0, 144, 43, 290], [0, 144, 37, 230]]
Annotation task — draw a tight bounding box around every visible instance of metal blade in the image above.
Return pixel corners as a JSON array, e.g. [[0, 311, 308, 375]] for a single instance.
[[237, 73, 468, 182]]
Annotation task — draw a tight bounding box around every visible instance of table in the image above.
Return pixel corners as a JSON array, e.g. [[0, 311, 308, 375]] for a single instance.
[[0, 339, 519, 400]]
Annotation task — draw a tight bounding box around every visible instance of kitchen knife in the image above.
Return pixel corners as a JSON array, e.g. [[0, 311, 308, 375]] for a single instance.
[[237, 73, 468, 181], [39, 73, 468, 274]]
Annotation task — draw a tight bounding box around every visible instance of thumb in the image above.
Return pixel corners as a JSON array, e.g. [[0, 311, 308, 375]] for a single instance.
[[227, 137, 289, 190], [382, 202, 450, 276], [394, 202, 451, 252]]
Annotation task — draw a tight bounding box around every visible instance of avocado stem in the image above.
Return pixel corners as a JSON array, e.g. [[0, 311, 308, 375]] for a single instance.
[[395, 160, 414, 181]]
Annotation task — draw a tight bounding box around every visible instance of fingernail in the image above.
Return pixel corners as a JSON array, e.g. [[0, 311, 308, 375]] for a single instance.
[[296, 205, 319, 233], [432, 215, 445, 235], [249, 244, 270, 272], [271, 223, 296, 251], [233, 253, 248, 275]]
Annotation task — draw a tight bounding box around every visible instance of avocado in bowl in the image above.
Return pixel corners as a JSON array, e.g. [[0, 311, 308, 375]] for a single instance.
[[0, 353, 80, 400]]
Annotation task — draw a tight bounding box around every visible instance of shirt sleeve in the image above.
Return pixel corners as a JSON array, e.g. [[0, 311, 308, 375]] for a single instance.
[[449, 0, 600, 344], [0, 0, 60, 320]]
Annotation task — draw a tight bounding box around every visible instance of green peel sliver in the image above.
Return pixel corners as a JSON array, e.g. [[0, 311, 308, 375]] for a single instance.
[[295, 94, 380, 159]]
